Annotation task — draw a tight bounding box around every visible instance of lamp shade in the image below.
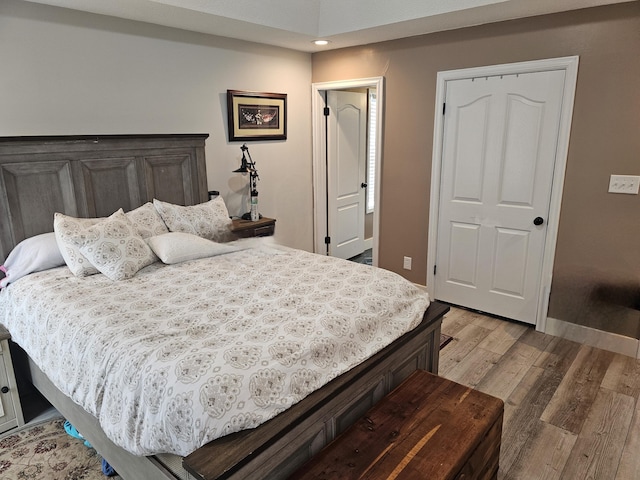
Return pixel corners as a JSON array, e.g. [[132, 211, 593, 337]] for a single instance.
[[233, 156, 250, 173]]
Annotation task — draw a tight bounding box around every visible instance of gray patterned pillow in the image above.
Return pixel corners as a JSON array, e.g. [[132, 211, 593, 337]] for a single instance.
[[153, 197, 232, 243], [76, 209, 157, 281], [53, 213, 102, 277], [125, 202, 169, 239]]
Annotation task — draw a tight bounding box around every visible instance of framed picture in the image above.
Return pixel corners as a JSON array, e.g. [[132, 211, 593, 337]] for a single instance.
[[227, 90, 287, 141]]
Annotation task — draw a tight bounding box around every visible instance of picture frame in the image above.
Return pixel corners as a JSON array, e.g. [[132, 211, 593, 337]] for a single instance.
[[227, 90, 287, 141]]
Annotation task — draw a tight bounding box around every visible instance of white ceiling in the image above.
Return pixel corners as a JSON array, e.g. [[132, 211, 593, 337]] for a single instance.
[[23, 0, 633, 52]]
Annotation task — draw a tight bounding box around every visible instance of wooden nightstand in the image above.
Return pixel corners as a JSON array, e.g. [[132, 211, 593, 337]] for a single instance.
[[231, 217, 276, 238], [0, 326, 24, 433]]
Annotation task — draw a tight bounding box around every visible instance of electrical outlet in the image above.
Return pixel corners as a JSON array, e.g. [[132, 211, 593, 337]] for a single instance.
[[403, 256, 412, 270], [608, 175, 640, 194]]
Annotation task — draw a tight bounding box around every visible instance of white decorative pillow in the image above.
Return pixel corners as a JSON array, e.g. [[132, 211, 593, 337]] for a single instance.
[[125, 202, 169, 239], [76, 209, 157, 281], [53, 213, 102, 277], [0, 232, 65, 288], [153, 197, 232, 243], [147, 232, 239, 264]]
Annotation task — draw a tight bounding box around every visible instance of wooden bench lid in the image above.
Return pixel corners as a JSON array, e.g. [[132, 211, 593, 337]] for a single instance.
[[290, 370, 504, 480]]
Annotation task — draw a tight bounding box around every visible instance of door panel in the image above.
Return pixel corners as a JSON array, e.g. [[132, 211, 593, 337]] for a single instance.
[[491, 227, 529, 297], [500, 95, 545, 206], [448, 222, 480, 287], [336, 202, 360, 253], [452, 96, 489, 202], [327, 91, 366, 260], [435, 70, 566, 324]]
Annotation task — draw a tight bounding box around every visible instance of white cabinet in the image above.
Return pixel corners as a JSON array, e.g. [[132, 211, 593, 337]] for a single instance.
[[0, 327, 24, 434]]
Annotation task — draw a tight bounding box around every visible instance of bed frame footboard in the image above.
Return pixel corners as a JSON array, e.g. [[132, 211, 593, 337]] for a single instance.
[[23, 302, 447, 480], [186, 301, 447, 479]]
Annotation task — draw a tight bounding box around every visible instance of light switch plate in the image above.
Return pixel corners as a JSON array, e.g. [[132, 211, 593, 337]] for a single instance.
[[608, 175, 640, 194]]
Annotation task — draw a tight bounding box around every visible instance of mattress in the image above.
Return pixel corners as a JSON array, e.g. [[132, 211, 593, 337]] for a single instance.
[[0, 243, 429, 457]]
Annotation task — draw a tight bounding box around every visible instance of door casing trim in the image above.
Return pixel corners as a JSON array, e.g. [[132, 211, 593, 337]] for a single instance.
[[311, 77, 385, 265], [426, 56, 579, 332]]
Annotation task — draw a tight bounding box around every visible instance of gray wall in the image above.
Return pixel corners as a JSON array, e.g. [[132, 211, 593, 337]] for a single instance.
[[0, 0, 314, 251]]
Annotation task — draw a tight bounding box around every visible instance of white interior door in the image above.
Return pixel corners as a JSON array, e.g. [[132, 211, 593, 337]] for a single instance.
[[435, 70, 566, 324], [327, 90, 367, 260]]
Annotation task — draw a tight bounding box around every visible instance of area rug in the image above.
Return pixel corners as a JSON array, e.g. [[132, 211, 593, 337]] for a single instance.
[[0, 417, 118, 480]]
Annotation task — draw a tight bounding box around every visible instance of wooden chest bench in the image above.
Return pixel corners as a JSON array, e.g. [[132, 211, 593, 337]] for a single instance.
[[289, 370, 503, 480]]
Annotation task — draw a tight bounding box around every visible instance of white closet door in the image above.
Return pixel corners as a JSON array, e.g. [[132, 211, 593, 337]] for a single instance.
[[435, 70, 565, 324]]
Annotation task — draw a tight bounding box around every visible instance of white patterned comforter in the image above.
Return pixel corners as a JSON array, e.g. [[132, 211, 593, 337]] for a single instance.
[[0, 243, 429, 456]]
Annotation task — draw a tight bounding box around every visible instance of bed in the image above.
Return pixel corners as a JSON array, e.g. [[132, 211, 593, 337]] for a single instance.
[[0, 134, 448, 480]]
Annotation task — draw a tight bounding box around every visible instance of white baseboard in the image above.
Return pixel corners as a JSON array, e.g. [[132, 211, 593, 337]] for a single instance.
[[545, 317, 639, 358], [364, 237, 373, 251]]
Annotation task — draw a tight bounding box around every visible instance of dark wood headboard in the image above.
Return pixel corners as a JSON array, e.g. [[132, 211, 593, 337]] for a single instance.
[[0, 134, 209, 261]]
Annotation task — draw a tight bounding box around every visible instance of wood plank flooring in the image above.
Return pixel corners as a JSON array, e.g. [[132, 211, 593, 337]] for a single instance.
[[438, 306, 640, 480]]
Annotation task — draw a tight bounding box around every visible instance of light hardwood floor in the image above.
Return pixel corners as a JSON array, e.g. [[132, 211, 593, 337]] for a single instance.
[[438, 306, 640, 480]]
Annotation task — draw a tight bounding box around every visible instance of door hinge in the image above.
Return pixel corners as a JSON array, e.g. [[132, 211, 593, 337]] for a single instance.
[[434, 265, 437, 275], [325, 236, 331, 244], [442, 103, 446, 115], [323, 107, 330, 116]]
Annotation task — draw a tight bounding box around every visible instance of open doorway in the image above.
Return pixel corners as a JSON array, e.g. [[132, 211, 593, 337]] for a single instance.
[[311, 77, 384, 266]]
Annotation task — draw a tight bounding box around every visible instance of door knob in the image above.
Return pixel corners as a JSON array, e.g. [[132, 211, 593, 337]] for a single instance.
[[361, 183, 368, 188], [533, 217, 544, 226]]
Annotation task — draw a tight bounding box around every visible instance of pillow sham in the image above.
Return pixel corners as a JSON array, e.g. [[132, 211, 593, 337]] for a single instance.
[[0, 232, 65, 288], [153, 197, 232, 243], [53, 213, 102, 277], [125, 202, 169, 239], [146, 232, 239, 264], [76, 209, 157, 281]]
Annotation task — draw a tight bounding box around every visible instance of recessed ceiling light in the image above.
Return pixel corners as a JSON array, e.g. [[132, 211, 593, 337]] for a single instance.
[[313, 40, 330, 46]]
